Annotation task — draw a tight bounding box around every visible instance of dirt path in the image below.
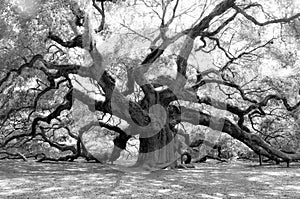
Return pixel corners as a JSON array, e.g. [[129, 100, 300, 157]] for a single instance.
[[0, 160, 299, 198]]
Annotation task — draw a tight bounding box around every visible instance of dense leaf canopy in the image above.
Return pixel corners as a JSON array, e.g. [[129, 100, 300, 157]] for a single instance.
[[1, 0, 300, 167]]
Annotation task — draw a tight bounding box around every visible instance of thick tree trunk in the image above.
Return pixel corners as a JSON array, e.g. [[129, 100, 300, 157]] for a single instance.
[[134, 125, 178, 169]]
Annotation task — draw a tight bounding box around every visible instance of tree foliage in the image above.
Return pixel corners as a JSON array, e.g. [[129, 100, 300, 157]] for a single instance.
[[1, 0, 300, 168]]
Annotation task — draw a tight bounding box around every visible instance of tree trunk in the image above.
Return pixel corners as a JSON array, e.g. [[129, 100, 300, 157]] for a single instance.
[[258, 152, 262, 166], [134, 125, 178, 169]]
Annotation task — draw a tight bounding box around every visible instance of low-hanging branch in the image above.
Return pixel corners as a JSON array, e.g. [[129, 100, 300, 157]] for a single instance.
[[179, 107, 300, 162]]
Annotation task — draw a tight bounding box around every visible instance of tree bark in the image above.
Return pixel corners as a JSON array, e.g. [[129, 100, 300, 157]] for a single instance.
[[133, 125, 178, 169]]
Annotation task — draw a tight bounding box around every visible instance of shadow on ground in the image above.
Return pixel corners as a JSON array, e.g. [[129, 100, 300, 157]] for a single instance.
[[0, 159, 299, 198]]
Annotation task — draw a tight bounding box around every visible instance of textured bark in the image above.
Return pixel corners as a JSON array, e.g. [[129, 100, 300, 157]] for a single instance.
[[134, 126, 178, 169]]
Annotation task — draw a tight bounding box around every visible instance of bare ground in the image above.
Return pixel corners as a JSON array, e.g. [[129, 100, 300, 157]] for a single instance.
[[0, 159, 299, 199]]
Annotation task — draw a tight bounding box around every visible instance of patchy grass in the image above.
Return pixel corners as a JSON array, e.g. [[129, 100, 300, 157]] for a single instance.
[[0, 159, 299, 198]]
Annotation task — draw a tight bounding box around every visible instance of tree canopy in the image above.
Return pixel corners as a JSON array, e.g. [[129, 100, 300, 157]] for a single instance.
[[1, 0, 300, 168]]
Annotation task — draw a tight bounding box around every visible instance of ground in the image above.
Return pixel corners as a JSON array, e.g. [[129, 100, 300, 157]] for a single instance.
[[0, 159, 299, 199]]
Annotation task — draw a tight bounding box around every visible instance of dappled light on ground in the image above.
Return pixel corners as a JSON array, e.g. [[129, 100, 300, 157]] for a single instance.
[[0, 160, 299, 198]]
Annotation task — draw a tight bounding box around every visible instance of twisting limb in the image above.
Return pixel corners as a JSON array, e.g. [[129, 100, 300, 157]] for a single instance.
[[47, 32, 83, 48], [92, 0, 106, 32], [233, 4, 300, 26]]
